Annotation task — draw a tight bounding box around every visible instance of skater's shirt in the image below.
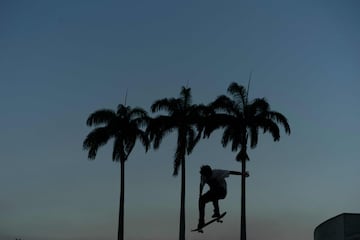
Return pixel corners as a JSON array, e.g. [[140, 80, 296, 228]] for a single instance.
[[201, 169, 230, 191]]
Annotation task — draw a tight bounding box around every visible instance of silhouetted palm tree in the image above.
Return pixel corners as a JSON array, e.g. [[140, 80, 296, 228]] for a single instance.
[[83, 104, 149, 240], [147, 87, 204, 240], [204, 82, 291, 240]]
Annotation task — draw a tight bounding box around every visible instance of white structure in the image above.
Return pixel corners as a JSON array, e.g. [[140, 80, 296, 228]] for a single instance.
[[314, 213, 360, 240]]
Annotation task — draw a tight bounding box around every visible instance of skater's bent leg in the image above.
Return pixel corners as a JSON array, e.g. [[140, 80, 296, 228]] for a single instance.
[[198, 195, 206, 222], [198, 192, 212, 222], [212, 199, 220, 217], [212, 188, 226, 217]]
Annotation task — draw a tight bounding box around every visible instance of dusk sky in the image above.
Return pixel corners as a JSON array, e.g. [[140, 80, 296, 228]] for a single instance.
[[1, 1, 359, 240]]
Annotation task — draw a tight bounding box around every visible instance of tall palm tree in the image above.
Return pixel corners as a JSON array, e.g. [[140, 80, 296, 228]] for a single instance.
[[147, 87, 204, 240], [204, 82, 291, 240], [83, 104, 149, 240]]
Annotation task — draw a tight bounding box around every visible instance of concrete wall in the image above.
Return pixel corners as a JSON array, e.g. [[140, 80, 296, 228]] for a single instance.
[[314, 213, 360, 240], [344, 214, 360, 240]]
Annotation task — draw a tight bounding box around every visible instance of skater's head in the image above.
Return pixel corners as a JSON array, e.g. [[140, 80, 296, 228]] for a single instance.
[[200, 165, 212, 178]]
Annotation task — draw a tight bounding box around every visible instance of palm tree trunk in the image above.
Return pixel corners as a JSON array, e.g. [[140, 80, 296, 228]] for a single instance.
[[240, 156, 246, 240], [179, 155, 186, 240], [118, 159, 125, 240]]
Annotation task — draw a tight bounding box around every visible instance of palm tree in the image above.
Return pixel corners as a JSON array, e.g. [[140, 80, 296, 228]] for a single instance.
[[204, 82, 291, 240], [83, 104, 149, 240], [147, 86, 204, 240]]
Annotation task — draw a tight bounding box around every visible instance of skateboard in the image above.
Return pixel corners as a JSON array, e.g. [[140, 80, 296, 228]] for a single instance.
[[191, 212, 227, 233]]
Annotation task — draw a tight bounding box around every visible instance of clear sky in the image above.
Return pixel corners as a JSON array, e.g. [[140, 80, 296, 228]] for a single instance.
[[1, 1, 359, 240]]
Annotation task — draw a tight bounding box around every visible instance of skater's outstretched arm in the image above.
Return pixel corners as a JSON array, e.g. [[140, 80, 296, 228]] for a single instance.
[[229, 171, 249, 177]]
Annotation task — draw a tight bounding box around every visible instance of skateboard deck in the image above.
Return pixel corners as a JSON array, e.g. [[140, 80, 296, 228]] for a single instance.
[[191, 212, 227, 233]]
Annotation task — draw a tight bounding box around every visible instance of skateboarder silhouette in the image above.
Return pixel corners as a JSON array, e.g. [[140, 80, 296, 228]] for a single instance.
[[197, 165, 249, 229]]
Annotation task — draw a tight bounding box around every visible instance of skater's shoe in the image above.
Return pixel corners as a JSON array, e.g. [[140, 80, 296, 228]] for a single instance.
[[212, 212, 220, 218], [197, 219, 205, 229]]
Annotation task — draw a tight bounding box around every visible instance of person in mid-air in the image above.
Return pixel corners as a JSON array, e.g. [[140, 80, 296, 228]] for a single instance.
[[197, 165, 249, 228]]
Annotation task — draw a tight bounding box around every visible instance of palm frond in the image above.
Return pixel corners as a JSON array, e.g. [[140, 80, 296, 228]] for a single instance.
[[129, 107, 148, 120], [136, 129, 150, 152], [221, 126, 233, 148], [210, 95, 238, 114], [133, 116, 149, 129], [83, 127, 113, 159], [86, 109, 116, 126], [260, 119, 281, 141], [124, 134, 136, 160], [231, 132, 242, 152], [267, 111, 291, 134], [249, 126, 259, 148], [228, 82, 248, 107], [203, 113, 232, 137], [147, 121, 175, 149], [186, 104, 208, 136], [146, 116, 176, 140], [186, 126, 201, 155], [151, 98, 179, 114], [153, 130, 170, 149], [249, 98, 270, 113]]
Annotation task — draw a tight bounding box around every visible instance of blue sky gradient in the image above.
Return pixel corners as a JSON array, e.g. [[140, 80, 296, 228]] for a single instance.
[[1, 1, 359, 240]]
